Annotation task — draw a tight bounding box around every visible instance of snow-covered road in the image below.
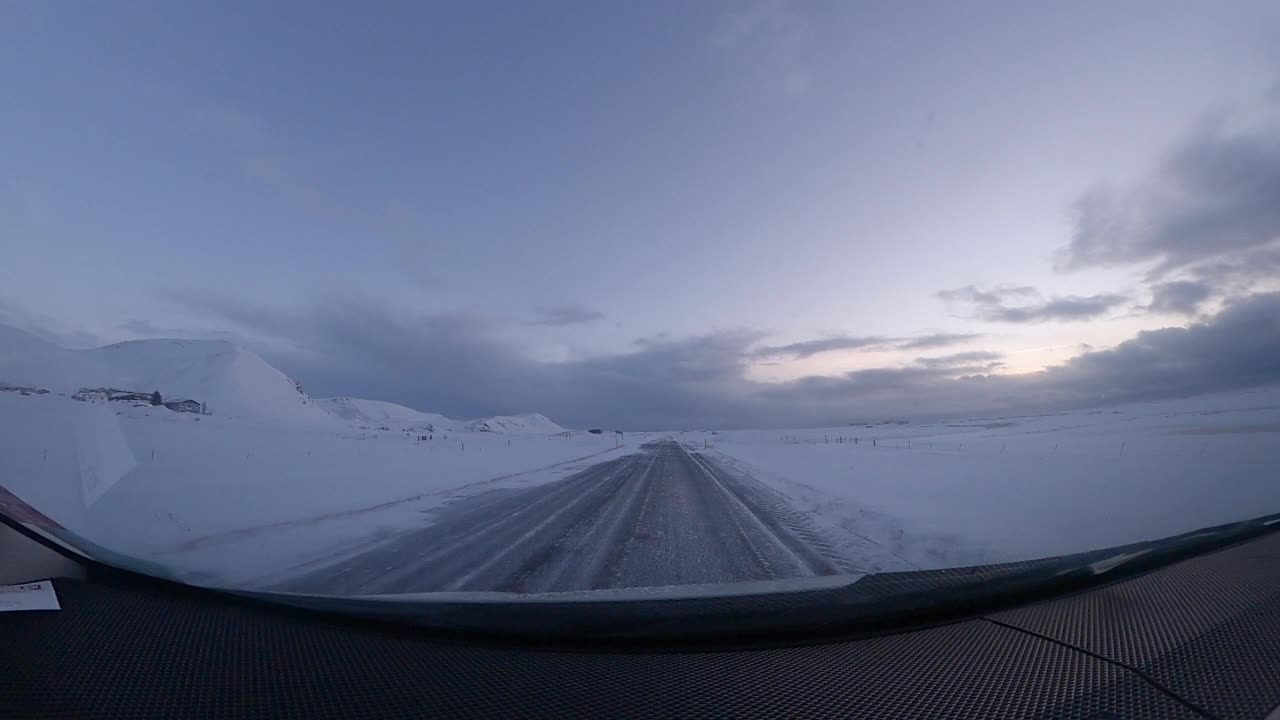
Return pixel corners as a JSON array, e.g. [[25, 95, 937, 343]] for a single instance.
[[273, 439, 858, 595]]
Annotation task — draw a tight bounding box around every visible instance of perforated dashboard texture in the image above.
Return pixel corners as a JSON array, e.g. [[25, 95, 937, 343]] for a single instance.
[[4, 533, 1280, 718], [991, 531, 1280, 720], [2, 579, 1191, 720]]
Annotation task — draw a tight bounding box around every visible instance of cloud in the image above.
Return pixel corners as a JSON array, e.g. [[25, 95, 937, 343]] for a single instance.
[[161, 289, 309, 351], [1147, 281, 1213, 315], [530, 305, 605, 326], [915, 351, 1004, 370], [0, 297, 100, 349], [938, 285, 1039, 306], [117, 317, 250, 346], [1057, 111, 1280, 280], [750, 336, 892, 359], [760, 292, 1280, 421], [1188, 242, 1280, 293], [751, 332, 983, 360], [896, 332, 984, 350], [153, 288, 1280, 430], [119, 318, 160, 336], [938, 285, 1129, 323], [1036, 291, 1280, 404], [192, 104, 348, 221], [166, 291, 755, 428]]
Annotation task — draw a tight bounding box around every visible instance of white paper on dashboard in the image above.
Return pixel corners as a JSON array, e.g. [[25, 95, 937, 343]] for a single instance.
[[0, 580, 61, 611]]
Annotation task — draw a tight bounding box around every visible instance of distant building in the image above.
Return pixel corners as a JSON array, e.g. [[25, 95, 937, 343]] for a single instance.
[[163, 399, 202, 414]]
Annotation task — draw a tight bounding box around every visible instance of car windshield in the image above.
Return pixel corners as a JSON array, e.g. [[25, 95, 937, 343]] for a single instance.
[[3, 2, 1280, 612]]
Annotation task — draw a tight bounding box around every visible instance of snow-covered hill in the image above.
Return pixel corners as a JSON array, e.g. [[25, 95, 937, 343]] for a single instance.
[[318, 397, 457, 432], [317, 402, 571, 435], [0, 325, 334, 425], [318, 399, 570, 435], [0, 324, 571, 432], [466, 413, 566, 434], [94, 339, 334, 425]]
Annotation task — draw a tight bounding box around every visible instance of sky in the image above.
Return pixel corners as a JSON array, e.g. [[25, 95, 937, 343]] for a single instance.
[[2, 1, 1280, 429]]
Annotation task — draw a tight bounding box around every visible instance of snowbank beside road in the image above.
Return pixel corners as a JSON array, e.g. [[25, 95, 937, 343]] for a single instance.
[[697, 385, 1280, 569]]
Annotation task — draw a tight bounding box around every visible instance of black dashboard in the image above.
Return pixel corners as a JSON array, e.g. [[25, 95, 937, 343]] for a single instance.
[[5, 530, 1280, 719]]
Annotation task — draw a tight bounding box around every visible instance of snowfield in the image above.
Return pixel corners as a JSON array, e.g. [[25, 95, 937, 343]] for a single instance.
[[691, 385, 1280, 569], [2, 322, 1280, 591]]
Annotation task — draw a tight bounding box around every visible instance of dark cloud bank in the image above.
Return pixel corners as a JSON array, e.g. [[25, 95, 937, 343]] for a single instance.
[[1148, 281, 1213, 316], [1060, 116, 1280, 279], [168, 291, 1280, 430]]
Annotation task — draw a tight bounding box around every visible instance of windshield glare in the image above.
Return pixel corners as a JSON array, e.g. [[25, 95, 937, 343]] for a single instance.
[[2, 3, 1280, 609]]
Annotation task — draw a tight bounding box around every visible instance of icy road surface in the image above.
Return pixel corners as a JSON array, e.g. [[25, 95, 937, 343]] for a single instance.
[[275, 439, 854, 595]]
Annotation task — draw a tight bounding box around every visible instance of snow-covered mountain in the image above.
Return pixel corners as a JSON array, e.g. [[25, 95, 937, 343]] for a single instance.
[[317, 397, 457, 432], [466, 413, 566, 434], [0, 325, 334, 425]]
